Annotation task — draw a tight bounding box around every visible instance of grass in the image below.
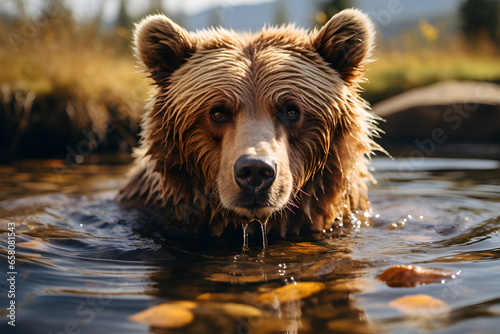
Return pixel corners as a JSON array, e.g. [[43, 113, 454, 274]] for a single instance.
[[362, 33, 500, 104], [0, 15, 149, 117], [0, 14, 149, 160]]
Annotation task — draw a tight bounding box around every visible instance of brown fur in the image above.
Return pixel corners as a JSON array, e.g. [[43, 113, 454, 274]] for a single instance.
[[119, 9, 384, 238]]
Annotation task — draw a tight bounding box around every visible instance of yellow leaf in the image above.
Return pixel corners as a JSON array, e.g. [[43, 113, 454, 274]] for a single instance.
[[389, 294, 449, 316], [129, 303, 194, 329], [257, 282, 325, 304], [216, 303, 264, 318]]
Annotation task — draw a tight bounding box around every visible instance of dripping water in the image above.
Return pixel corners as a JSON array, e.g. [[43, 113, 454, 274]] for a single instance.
[[241, 217, 269, 251], [242, 220, 249, 252], [260, 217, 269, 251]]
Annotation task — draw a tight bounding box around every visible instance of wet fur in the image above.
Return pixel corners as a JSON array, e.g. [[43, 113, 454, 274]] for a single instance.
[[119, 9, 383, 238]]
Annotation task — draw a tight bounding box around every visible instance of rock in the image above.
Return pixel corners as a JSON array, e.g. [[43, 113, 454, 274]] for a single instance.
[[372, 81, 500, 158]]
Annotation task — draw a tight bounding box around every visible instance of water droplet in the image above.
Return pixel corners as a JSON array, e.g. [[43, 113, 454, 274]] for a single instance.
[[242, 220, 249, 252], [260, 218, 269, 251]]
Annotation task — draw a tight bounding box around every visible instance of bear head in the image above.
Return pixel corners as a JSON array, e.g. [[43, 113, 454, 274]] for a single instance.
[[121, 9, 382, 236]]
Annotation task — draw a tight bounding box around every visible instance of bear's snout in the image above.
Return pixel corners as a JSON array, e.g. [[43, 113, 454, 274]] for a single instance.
[[234, 155, 276, 193]]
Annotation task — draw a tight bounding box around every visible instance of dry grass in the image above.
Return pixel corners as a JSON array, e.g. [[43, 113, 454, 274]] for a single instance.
[[362, 32, 500, 104], [0, 14, 149, 159], [0, 15, 149, 123], [1, 12, 499, 159]]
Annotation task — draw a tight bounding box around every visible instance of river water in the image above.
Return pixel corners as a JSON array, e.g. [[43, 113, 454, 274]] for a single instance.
[[0, 157, 499, 334]]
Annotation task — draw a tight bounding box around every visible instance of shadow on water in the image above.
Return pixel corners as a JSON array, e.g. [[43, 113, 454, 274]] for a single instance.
[[0, 157, 500, 333]]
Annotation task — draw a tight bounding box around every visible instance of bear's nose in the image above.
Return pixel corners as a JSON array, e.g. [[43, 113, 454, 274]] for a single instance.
[[234, 155, 276, 193]]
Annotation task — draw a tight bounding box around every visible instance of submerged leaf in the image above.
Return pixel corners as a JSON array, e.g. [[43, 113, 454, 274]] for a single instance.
[[257, 282, 325, 304], [129, 303, 194, 329], [213, 303, 264, 318], [389, 294, 449, 316]]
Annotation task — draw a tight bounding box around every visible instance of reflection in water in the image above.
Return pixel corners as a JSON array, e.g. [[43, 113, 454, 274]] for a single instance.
[[0, 158, 499, 333]]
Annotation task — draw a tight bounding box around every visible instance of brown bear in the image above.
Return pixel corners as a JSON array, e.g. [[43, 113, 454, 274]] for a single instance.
[[119, 9, 383, 239]]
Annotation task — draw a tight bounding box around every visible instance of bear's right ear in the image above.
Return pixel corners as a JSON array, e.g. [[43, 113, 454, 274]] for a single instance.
[[134, 14, 196, 84]]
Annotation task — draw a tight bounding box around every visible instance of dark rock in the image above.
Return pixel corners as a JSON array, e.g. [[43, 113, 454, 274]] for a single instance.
[[373, 81, 500, 158]]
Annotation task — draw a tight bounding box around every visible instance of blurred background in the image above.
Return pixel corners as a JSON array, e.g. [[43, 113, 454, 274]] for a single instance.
[[1, 0, 499, 163]]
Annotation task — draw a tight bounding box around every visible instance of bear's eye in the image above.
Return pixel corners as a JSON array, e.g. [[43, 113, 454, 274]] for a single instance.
[[210, 106, 231, 123], [286, 109, 297, 119], [277, 104, 300, 123]]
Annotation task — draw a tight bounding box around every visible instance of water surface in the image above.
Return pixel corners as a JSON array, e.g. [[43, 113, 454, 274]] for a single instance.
[[1, 157, 500, 333]]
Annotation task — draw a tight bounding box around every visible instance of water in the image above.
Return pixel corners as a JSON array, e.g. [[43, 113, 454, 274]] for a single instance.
[[1, 157, 499, 334]]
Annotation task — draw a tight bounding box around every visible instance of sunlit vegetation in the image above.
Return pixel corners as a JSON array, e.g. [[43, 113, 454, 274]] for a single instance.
[[1, 1, 499, 159], [363, 25, 500, 104]]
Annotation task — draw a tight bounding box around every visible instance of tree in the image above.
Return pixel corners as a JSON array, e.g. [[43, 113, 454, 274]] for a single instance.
[[321, 0, 353, 19], [116, 0, 132, 30], [148, 0, 165, 15], [274, 0, 289, 26], [315, 0, 353, 25], [460, 0, 500, 45], [208, 7, 223, 28]]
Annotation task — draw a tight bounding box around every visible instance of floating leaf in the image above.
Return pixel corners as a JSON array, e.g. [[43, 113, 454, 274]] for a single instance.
[[379, 265, 460, 287]]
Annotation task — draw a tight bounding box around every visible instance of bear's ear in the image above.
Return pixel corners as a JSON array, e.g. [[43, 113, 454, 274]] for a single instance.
[[134, 14, 196, 84], [311, 9, 374, 84]]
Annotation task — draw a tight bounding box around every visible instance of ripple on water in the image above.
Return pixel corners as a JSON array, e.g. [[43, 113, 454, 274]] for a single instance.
[[0, 158, 499, 334]]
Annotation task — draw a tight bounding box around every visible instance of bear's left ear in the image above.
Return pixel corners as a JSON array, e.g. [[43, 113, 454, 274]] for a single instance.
[[311, 9, 374, 84], [134, 14, 196, 84]]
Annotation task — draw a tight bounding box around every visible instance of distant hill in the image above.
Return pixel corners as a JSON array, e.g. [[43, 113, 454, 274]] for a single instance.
[[357, 0, 460, 37], [185, 0, 314, 32], [183, 0, 460, 36]]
